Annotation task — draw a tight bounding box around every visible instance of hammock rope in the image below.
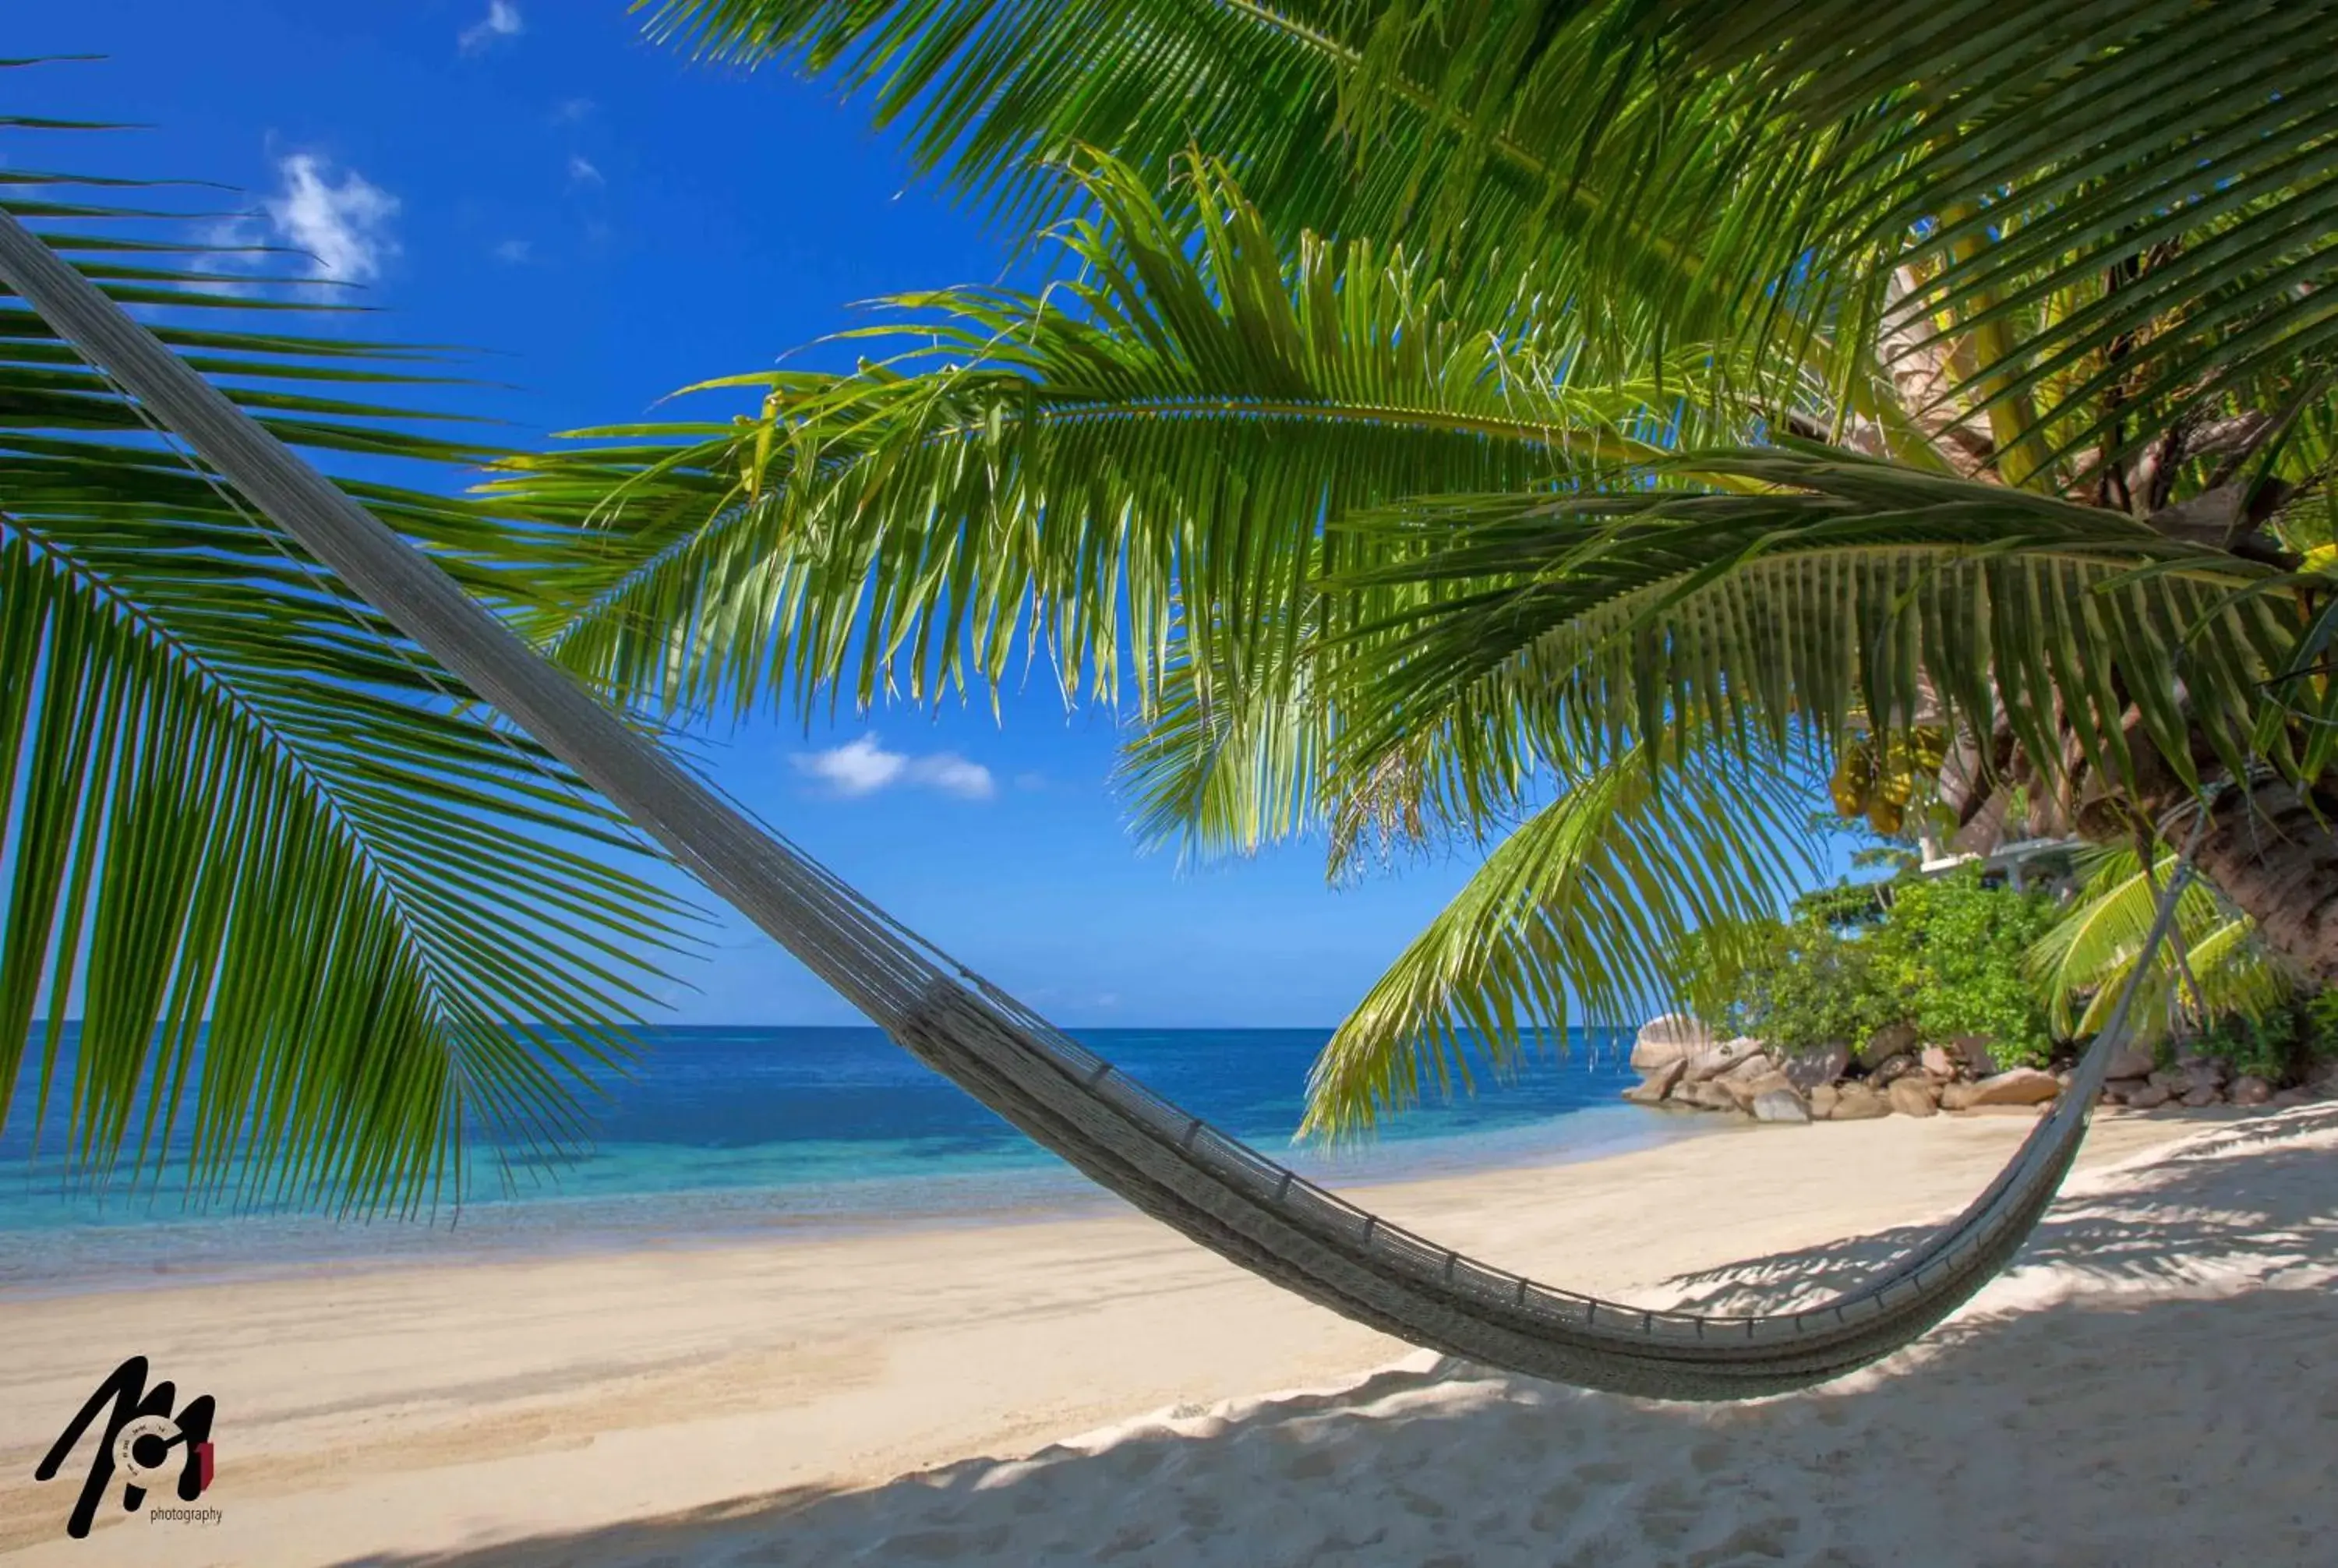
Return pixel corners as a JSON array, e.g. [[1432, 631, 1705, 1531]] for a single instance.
[[0, 205, 2195, 1400]]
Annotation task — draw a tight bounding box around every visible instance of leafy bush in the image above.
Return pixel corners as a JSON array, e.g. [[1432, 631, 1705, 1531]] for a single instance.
[[1676, 867, 2060, 1066], [1869, 871, 2061, 1066], [2308, 991, 2338, 1058], [2191, 1011, 2298, 1083], [2191, 994, 2338, 1084], [1676, 864, 2330, 1079], [1697, 916, 1902, 1058]]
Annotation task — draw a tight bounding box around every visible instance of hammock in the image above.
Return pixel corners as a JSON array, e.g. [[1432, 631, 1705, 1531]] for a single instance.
[[0, 207, 2189, 1401]]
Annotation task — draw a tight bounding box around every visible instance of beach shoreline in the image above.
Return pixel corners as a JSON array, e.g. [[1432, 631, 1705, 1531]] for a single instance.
[[0, 1107, 2248, 1566], [0, 1028, 1690, 1305], [0, 1100, 1718, 1305]]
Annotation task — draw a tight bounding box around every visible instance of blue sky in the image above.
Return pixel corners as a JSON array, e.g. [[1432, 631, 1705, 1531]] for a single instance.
[[12, 3, 1851, 1028]]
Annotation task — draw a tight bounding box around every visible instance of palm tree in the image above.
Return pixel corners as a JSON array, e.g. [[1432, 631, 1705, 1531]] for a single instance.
[[1, 87, 681, 1212], [496, 1, 2337, 1133], [2029, 846, 2297, 1051]]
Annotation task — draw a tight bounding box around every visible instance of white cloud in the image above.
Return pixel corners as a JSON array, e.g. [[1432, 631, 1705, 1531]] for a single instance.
[[911, 754, 997, 800], [567, 154, 604, 187], [550, 97, 595, 125], [492, 238, 532, 264], [795, 736, 905, 797], [265, 154, 399, 282], [460, 1, 524, 54], [185, 215, 271, 292], [792, 735, 996, 801]]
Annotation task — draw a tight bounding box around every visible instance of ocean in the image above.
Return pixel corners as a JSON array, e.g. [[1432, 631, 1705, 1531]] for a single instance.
[[0, 1026, 1704, 1291]]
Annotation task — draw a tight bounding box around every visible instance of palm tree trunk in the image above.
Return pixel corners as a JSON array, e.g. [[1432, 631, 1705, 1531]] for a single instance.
[[2170, 780, 2338, 987], [1939, 740, 2338, 985]]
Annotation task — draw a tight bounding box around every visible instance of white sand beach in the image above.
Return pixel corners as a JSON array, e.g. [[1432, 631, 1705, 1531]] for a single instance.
[[3, 1106, 2333, 1567]]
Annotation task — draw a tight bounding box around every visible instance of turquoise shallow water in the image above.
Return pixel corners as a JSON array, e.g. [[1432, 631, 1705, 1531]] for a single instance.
[[0, 1026, 1708, 1291]]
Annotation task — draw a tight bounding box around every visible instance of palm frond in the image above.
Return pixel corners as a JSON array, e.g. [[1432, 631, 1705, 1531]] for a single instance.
[[1115, 620, 1328, 862], [1301, 735, 1823, 1138], [1323, 448, 2311, 831], [493, 151, 1704, 733], [1, 140, 684, 1213], [641, 0, 1720, 316], [1651, 0, 2338, 479], [1312, 0, 2338, 482], [2027, 846, 2297, 1045], [648, 2, 2338, 486]]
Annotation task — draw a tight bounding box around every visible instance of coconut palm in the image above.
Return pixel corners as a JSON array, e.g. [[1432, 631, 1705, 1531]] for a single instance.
[[501, 1, 2338, 1132], [1, 94, 681, 1211], [2028, 846, 2296, 1050]]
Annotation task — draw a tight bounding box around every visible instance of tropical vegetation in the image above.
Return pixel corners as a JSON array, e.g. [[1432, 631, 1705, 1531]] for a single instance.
[[2029, 845, 2297, 1047], [1680, 853, 2336, 1077], [2188, 991, 2338, 1091], [13, 0, 2338, 1208], [1679, 868, 2064, 1069], [0, 83, 681, 1211], [495, 0, 2338, 1137]]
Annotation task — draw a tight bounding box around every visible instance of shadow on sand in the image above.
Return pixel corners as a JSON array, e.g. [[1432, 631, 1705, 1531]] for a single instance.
[[1665, 1107, 2338, 1315], [348, 1109, 2338, 1568]]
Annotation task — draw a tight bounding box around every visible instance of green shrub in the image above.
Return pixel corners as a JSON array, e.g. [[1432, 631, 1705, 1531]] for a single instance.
[[1674, 867, 2059, 1066], [1868, 870, 2061, 1067], [1739, 919, 1902, 1058], [1674, 865, 2327, 1077], [2307, 991, 2338, 1060], [2191, 1011, 2297, 1083], [2191, 993, 2338, 1084]]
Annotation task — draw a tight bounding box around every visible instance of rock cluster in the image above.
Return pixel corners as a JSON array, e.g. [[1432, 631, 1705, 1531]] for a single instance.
[[1619, 1015, 2338, 1125], [1627, 1015, 1709, 1072], [2100, 1051, 2336, 1112]]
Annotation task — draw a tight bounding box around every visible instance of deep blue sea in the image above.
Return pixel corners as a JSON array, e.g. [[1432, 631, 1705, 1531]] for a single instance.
[[0, 1026, 1704, 1291]]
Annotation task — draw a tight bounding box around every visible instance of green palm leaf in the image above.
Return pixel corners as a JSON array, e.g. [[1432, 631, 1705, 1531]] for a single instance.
[[1321, 449, 2311, 825], [1288, 0, 2338, 481], [1640, 0, 2338, 479], [1302, 734, 1822, 1137], [640, 0, 1814, 443], [493, 150, 1697, 732], [642, 0, 1697, 277], [647, 2, 2338, 485], [2, 134, 683, 1213], [2027, 846, 2296, 1045]]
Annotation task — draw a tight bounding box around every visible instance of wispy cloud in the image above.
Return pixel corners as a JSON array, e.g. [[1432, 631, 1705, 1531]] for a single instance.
[[460, 0, 524, 54], [911, 754, 996, 800], [796, 736, 905, 796], [566, 154, 604, 188], [264, 154, 399, 282], [185, 216, 274, 293], [550, 97, 595, 125], [491, 238, 532, 264], [792, 736, 997, 801]]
